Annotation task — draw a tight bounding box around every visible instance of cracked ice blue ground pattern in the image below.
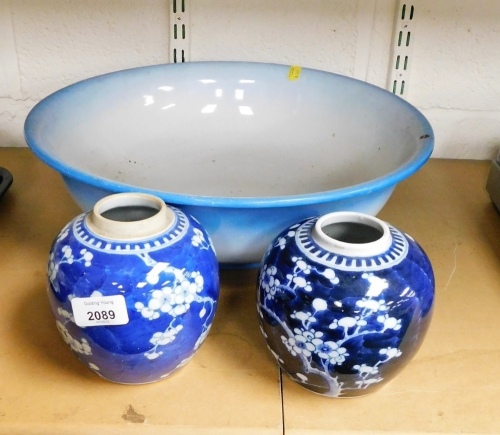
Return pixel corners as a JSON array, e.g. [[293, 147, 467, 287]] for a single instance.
[[257, 217, 434, 397], [48, 206, 219, 384]]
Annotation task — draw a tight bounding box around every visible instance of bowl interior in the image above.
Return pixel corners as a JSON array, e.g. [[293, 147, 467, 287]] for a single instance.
[[26, 62, 433, 200]]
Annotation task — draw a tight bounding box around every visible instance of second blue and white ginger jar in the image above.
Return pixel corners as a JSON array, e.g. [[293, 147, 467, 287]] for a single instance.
[[257, 211, 434, 397]]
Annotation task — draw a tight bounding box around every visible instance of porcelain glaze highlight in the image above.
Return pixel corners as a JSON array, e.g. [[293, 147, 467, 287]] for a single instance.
[[257, 212, 434, 397], [25, 62, 434, 266], [48, 193, 219, 384]]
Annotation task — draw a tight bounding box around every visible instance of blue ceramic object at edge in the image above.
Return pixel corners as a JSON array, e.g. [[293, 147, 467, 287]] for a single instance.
[[257, 211, 434, 397], [48, 193, 219, 384]]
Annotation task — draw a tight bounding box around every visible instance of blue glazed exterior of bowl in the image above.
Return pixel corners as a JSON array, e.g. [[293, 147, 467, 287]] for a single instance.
[[48, 200, 219, 384], [61, 175, 398, 268], [257, 213, 434, 397]]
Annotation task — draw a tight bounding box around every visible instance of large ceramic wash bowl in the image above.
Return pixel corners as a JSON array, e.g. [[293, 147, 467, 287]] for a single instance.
[[25, 62, 433, 267]]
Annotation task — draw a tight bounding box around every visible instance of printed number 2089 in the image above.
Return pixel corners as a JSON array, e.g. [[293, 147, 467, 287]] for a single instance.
[[87, 310, 116, 321]]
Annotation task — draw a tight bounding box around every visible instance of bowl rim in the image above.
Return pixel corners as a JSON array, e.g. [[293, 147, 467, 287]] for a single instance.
[[24, 61, 434, 209]]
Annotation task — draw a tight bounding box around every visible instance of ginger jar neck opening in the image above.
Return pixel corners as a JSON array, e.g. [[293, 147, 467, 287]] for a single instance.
[[311, 212, 392, 257], [86, 193, 174, 240]]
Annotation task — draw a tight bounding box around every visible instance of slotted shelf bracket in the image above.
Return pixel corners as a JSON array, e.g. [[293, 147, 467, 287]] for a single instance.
[[388, 1, 416, 99], [169, 0, 190, 63]]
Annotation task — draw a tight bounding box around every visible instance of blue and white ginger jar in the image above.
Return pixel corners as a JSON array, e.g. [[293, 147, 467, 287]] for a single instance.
[[257, 211, 434, 397], [48, 193, 219, 384]]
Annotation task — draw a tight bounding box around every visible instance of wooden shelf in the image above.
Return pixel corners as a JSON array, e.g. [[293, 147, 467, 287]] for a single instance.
[[1, 148, 499, 434]]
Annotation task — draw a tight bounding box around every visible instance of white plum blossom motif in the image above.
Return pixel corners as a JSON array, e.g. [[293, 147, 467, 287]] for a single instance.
[[329, 316, 368, 331], [356, 297, 388, 312], [291, 311, 317, 325], [292, 256, 312, 275], [316, 341, 348, 365], [276, 236, 288, 250], [259, 257, 341, 300], [57, 307, 74, 323], [56, 225, 70, 243], [191, 228, 211, 249], [322, 268, 340, 285], [259, 265, 281, 300], [352, 348, 403, 387], [50, 230, 96, 360], [282, 328, 325, 358], [296, 373, 308, 382], [275, 226, 300, 250], [193, 325, 212, 351], [352, 363, 383, 387], [380, 347, 402, 359], [134, 256, 216, 361], [287, 275, 313, 292], [353, 363, 379, 376], [134, 263, 205, 320], [312, 298, 328, 311], [278, 314, 349, 393], [56, 320, 92, 355], [80, 249, 93, 267], [145, 324, 184, 360], [48, 239, 94, 293], [378, 314, 402, 332], [61, 246, 73, 263], [89, 362, 100, 371], [144, 350, 163, 360], [355, 377, 383, 388], [150, 325, 184, 346]]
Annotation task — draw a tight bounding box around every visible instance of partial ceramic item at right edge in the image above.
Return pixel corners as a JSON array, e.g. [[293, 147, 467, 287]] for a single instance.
[[257, 211, 434, 398]]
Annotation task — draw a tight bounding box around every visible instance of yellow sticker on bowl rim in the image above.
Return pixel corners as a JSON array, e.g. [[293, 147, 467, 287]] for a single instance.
[[288, 65, 302, 81]]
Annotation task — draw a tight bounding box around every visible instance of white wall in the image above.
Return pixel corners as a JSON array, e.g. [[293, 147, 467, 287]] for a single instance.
[[1, 0, 499, 159]]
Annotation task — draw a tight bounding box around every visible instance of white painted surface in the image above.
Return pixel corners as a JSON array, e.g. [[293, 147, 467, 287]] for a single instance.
[[1, 0, 499, 159], [0, 0, 169, 147], [0, 1, 21, 99]]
